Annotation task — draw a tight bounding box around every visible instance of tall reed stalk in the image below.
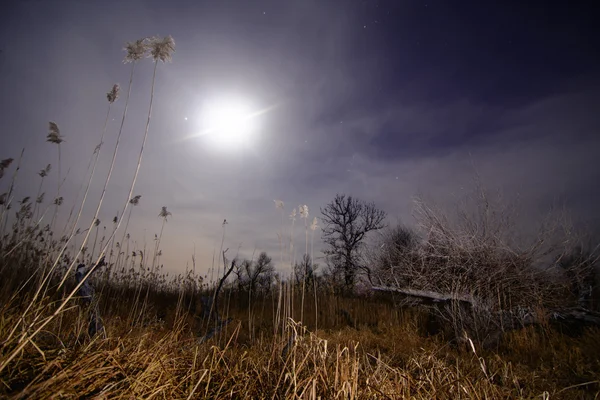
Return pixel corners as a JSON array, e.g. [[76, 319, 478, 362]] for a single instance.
[[46, 123, 63, 230], [95, 36, 175, 272], [0, 149, 25, 237], [310, 217, 319, 331], [0, 37, 175, 374], [56, 41, 144, 288], [299, 205, 309, 323]]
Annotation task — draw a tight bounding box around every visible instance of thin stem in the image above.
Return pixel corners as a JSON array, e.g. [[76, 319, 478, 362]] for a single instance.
[[0, 148, 25, 237], [312, 229, 318, 332], [61, 142, 97, 237], [152, 217, 167, 271], [56, 62, 136, 289], [218, 223, 226, 283], [115, 206, 134, 269], [90, 224, 100, 264], [31, 177, 44, 227], [300, 216, 308, 323], [51, 144, 61, 230], [88, 58, 163, 330], [99, 61, 158, 269]]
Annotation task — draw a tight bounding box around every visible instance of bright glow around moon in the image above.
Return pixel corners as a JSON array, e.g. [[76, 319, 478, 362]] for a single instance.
[[201, 98, 258, 150]]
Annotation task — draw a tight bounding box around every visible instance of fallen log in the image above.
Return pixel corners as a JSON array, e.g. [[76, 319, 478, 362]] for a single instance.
[[370, 285, 477, 306], [550, 307, 600, 326], [370, 285, 600, 341]]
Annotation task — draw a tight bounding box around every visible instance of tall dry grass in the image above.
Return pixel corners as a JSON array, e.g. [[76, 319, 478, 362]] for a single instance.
[[1, 217, 599, 398], [1, 291, 598, 399]]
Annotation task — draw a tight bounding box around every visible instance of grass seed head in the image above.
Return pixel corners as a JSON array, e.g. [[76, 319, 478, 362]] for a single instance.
[[47, 122, 64, 144], [159, 206, 172, 220], [0, 158, 13, 169], [310, 217, 319, 231], [274, 199, 284, 210], [148, 35, 176, 63], [124, 38, 147, 63], [107, 83, 120, 103], [129, 195, 142, 206], [300, 204, 309, 219]]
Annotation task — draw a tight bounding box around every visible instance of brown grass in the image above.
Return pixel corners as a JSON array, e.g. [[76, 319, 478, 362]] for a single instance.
[[1, 187, 598, 398], [1, 285, 599, 399]]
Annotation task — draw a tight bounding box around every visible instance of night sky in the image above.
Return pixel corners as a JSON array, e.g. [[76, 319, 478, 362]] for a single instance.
[[1, 0, 599, 274]]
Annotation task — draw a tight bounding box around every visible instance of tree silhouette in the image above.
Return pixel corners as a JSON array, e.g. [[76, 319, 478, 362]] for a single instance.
[[320, 194, 386, 291]]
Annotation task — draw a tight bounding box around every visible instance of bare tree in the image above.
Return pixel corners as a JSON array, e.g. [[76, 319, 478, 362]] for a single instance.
[[320, 194, 386, 291], [368, 224, 420, 287], [249, 252, 274, 294], [293, 253, 316, 286], [234, 252, 275, 295], [233, 259, 251, 291]]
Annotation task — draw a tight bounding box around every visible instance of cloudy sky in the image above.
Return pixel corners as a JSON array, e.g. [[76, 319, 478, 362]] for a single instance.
[[1, 0, 599, 276]]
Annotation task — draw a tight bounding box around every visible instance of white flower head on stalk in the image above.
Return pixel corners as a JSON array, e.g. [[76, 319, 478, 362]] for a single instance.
[[289, 208, 297, 222], [310, 217, 319, 231], [148, 35, 176, 63], [274, 199, 284, 210], [124, 38, 147, 63], [299, 205, 309, 220]]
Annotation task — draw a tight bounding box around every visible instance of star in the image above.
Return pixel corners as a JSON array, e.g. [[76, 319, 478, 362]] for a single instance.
[[184, 117, 188, 121]]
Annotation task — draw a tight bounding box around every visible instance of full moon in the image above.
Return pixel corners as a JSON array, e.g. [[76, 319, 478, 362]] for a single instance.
[[201, 98, 258, 150]]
